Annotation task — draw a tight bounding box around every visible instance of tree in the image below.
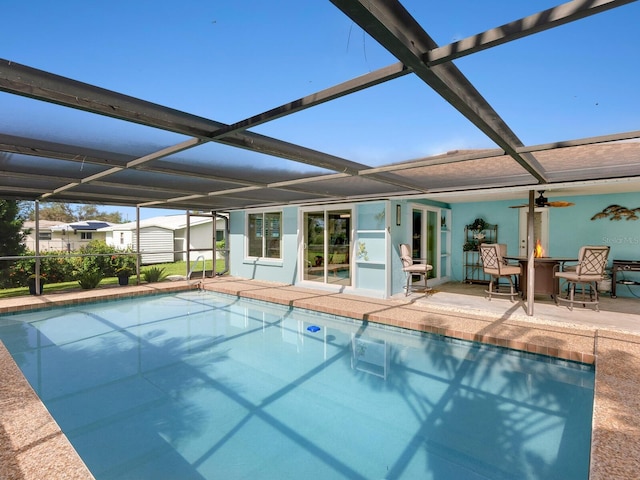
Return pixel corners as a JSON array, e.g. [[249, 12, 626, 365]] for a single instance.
[[32, 202, 76, 222], [26, 201, 124, 223], [0, 200, 27, 287], [18, 201, 33, 220], [76, 204, 124, 223]]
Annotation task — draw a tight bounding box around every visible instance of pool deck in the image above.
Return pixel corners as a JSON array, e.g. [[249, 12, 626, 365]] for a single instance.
[[0, 276, 639, 479]]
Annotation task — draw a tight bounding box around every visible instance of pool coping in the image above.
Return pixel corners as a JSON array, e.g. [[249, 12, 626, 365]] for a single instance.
[[0, 277, 639, 479]]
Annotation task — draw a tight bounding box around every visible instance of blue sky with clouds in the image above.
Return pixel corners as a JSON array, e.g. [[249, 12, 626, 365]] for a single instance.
[[3, 1, 639, 219]]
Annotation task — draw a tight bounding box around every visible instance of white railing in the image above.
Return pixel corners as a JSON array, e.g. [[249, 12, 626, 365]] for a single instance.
[[187, 255, 206, 288]]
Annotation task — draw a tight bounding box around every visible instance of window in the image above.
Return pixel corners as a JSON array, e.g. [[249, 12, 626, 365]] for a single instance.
[[248, 211, 281, 258], [81, 232, 93, 240], [120, 232, 125, 245], [38, 232, 52, 240]]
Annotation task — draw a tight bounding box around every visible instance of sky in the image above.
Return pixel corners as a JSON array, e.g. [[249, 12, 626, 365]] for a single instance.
[[3, 0, 639, 220]]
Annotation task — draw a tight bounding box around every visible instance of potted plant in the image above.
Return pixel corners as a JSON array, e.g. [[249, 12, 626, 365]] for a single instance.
[[470, 218, 487, 232], [27, 273, 46, 295], [115, 267, 133, 286], [463, 241, 477, 252]]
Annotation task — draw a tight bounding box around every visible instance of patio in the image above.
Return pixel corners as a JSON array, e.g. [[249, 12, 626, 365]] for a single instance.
[[1, 277, 639, 479]]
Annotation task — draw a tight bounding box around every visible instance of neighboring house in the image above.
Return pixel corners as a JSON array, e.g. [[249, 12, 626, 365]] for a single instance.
[[21, 220, 67, 251], [22, 220, 113, 251], [100, 214, 227, 265], [229, 190, 640, 299]]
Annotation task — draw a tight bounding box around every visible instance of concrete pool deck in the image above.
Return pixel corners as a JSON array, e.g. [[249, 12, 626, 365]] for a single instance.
[[0, 276, 639, 479]]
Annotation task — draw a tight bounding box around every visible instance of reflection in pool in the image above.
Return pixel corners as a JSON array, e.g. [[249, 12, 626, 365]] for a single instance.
[[0, 291, 594, 479]]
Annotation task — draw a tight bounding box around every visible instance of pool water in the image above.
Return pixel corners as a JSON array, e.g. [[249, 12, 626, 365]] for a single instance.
[[0, 291, 594, 479]]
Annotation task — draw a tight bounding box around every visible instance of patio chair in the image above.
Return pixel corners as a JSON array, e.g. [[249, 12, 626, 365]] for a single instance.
[[555, 245, 609, 311], [479, 243, 521, 301], [399, 243, 433, 296]]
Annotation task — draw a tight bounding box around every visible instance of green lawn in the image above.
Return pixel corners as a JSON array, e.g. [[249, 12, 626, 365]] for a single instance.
[[0, 259, 226, 299]]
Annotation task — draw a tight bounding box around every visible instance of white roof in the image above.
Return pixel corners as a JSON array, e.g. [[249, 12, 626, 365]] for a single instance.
[[98, 214, 217, 232], [22, 220, 67, 231]]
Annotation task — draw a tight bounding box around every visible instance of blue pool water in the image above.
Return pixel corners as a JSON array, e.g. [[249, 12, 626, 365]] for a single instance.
[[0, 291, 594, 479]]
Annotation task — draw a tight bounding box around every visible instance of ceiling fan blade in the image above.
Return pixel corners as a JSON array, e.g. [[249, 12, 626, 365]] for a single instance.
[[509, 200, 575, 208], [547, 201, 575, 208]]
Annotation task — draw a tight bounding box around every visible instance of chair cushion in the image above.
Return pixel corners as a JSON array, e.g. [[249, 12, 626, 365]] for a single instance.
[[484, 266, 520, 276], [403, 264, 433, 273], [556, 272, 604, 282]]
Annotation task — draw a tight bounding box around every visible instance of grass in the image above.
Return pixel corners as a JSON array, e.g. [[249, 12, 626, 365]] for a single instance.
[[0, 259, 226, 299]]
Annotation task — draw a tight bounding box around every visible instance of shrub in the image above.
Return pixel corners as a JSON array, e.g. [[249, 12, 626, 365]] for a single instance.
[[77, 270, 103, 289], [142, 266, 167, 283], [73, 250, 104, 289], [8, 251, 76, 288], [78, 240, 118, 276], [4, 242, 138, 289], [110, 249, 137, 277]]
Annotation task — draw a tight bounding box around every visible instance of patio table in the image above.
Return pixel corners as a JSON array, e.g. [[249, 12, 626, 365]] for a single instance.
[[504, 256, 577, 299]]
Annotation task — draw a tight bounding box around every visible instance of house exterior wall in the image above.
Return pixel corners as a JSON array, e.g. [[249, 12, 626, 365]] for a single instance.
[[103, 217, 227, 264], [132, 227, 174, 264], [230, 192, 640, 299], [103, 230, 134, 250], [450, 191, 640, 298], [23, 230, 108, 251], [23, 231, 66, 251], [229, 207, 298, 285], [229, 199, 451, 298], [174, 221, 220, 262]]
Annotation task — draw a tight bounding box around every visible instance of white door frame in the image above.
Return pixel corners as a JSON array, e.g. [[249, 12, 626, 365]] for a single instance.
[[518, 208, 549, 256], [410, 204, 442, 279]]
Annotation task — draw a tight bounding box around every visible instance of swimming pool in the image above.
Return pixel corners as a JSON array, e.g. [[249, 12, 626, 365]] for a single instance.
[[0, 291, 594, 479]]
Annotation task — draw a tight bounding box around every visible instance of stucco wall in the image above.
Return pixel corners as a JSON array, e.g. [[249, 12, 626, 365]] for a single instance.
[[230, 199, 452, 298], [451, 192, 640, 297], [229, 207, 298, 284]]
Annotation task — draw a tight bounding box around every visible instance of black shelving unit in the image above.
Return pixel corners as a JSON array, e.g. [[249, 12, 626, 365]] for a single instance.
[[463, 220, 498, 284]]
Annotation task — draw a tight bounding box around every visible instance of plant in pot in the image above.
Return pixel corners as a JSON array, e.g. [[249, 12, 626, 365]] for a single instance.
[[463, 241, 477, 252], [470, 218, 488, 244], [470, 218, 487, 232], [27, 273, 46, 295], [116, 266, 133, 286], [111, 252, 136, 286]]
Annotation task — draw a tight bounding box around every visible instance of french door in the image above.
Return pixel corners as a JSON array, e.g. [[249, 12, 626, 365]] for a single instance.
[[518, 208, 549, 256], [411, 206, 438, 278], [302, 209, 352, 286]]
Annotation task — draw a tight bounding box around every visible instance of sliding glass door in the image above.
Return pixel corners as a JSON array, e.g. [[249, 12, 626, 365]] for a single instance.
[[412, 206, 438, 278], [303, 209, 351, 285]]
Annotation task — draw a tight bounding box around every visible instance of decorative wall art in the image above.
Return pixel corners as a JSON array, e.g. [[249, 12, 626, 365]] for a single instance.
[[591, 205, 640, 221]]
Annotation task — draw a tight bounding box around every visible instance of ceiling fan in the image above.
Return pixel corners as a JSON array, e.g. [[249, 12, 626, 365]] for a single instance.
[[509, 191, 575, 209]]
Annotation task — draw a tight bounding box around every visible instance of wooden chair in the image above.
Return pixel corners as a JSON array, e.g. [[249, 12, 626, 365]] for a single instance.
[[479, 243, 521, 301], [399, 244, 433, 296], [555, 245, 609, 311]]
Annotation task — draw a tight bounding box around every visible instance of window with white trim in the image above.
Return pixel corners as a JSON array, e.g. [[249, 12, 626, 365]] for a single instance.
[[248, 211, 281, 259]]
